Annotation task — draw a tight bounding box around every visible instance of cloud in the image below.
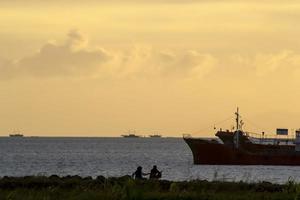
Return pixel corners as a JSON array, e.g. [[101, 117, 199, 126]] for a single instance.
[[66, 29, 88, 50], [111, 47, 217, 79], [253, 50, 300, 77], [213, 50, 300, 79], [0, 30, 111, 79], [18, 44, 110, 77], [5, 31, 300, 82], [154, 50, 217, 79], [0, 31, 218, 81], [19, 30, 111, 77], [177, 51, 217, 79], [0, 57, 17, 80], [3, 39, 300, 82]]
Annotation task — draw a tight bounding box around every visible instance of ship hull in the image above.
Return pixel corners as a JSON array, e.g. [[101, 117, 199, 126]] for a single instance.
[[184, 138, 300, 165]]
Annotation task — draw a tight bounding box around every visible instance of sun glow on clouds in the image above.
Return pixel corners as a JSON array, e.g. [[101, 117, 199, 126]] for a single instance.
[[0, 31, 219, 81], [2, 30, 300, 81]]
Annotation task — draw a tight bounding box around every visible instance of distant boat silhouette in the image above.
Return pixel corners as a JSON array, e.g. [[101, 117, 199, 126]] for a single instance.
[[122, 130, 141, 138], [122, 134, 141, 138], [9, 133, 24, 137], [149, 134, 162, 138]]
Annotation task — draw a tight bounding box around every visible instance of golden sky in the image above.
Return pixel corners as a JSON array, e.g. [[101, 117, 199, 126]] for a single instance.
[[1, 1, 300, 136]]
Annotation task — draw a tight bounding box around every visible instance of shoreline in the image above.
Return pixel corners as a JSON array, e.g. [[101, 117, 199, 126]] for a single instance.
[[0, 175, 299, 200]]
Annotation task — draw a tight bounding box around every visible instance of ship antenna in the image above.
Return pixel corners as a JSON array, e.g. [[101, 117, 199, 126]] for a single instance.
[[235, 107, 240, 131], [235, 107, 240, 149]]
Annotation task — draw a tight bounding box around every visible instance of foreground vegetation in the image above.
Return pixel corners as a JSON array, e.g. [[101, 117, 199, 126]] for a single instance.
[[0, 175, 300, 200]]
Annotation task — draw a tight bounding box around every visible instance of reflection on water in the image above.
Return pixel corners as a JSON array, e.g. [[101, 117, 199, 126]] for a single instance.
[[0, 137, 299, 183]]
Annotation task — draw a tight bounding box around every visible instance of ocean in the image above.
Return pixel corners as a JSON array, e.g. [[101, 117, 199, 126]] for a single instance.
[[0, 137, 299, 183]]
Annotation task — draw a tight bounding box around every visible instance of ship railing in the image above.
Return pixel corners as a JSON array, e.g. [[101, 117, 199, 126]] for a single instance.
[[245, 131, 295, 145]]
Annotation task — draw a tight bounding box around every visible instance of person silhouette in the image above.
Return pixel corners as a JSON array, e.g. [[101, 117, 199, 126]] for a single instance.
[[149, 165, 162, 179], [132, 166, 149, 180]]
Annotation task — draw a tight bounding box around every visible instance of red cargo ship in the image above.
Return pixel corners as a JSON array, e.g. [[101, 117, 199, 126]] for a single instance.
[[183, 108, 300, 165]]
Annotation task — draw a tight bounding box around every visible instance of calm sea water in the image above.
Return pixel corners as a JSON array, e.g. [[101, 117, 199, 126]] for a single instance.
[[0, 137, 300, 183]]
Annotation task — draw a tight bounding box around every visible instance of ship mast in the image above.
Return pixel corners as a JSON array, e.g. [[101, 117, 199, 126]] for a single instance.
[[235, 107, 240, 149], [235, 107, 240, 131]]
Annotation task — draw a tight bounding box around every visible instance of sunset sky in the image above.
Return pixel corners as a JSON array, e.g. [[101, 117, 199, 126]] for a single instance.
[[1, 0, 300, 137]]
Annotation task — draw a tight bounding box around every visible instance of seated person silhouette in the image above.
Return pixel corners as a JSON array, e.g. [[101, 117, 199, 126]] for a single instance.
[[132, 166, 149, 180], [149, 165, 162, 179]]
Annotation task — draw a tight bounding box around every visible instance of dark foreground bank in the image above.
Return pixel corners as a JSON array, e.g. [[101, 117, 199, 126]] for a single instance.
[[0, 175, 299, 200]]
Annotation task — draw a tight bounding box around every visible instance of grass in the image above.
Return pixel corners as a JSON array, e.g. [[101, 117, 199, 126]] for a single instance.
[[0, 175, 299, 200]]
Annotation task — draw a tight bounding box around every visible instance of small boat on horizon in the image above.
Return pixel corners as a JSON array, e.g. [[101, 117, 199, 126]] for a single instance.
[[121, 130, 141, 138], [9, 133, 24, 137], [121, 134, 141, 138], [149, 134, 162, 138]]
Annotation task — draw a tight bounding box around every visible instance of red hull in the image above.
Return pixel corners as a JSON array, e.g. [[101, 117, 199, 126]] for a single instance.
[[184, 137, 300, 165]]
